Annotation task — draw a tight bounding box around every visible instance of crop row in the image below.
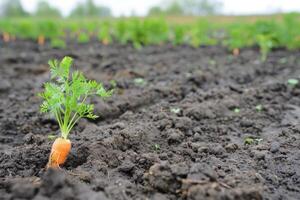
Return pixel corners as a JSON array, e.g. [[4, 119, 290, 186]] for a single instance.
[[1, 14, 300, 60]]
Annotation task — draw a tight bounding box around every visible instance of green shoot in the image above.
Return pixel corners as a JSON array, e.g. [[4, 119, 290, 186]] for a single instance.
[[244, 137, 263, 145], [287, 78, 299, 86], [244, 138, 254, 145], [170, 107, 181, 114], [256, 34, 273, 62], [39, 56, 113, 139], [209, 59, 216, 66], [51, 38, 66, 49], [153, 144, 161, 151], [255, 104, 263, 112], [134, 78, 146, 86], [77, 32, 90, 44], [233, 108, 240, 113]]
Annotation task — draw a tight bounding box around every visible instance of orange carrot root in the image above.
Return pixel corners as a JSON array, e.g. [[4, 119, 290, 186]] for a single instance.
[[233, 48, 240, 56], [38, 35, 45, 46], [47, 137, 71, 169], [102, 38, 109, 45], [3, 32, 10, 43]]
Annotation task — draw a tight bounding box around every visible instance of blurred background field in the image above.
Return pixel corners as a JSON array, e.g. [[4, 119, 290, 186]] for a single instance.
[[1, 0, 300, 61]]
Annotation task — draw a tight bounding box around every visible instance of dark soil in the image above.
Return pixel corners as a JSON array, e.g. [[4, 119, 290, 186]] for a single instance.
[[0, 40, 300, 200]]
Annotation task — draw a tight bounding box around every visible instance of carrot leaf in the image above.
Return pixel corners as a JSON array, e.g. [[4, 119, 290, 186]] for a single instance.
[[39, 56, 114, 139]]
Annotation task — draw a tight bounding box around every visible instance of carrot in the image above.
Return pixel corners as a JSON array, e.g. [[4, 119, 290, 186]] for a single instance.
[[3, 32, 10, 43], [39, 57, 114, 169], [38, 35, 45, 46], [233, 48, 240, 56], [47, 137, 71, 169]]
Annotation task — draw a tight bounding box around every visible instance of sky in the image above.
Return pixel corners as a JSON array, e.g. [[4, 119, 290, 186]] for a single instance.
[[19, 0, 300, 16]]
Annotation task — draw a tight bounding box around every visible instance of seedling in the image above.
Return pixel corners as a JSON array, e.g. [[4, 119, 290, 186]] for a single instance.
[[255, 104, 263, 112], [209, 59, 216, 66], [256, 34, 273, 62], [77, 32, 90, 44], [51, 38, 66, 49], [287, 79, 299, 86], [39, 56, 113, 168], [153, 144, 160, 151], [134, 78, 146, 86], [170, 107, 181, 114], [233, 108, 240, 113], [244, 137, 263, 145]]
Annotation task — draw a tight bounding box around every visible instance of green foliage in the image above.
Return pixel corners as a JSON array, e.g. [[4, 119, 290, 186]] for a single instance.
[[170, 107, 181, 114], [171, 25, 186, 45], [256, 34, 273, 62], [1, 14, 300, 57], [233, 108, 240, 113], [255, 105, 263, 112], [153, 144, 161, 151], [281, 13, 300, 49], [189, 20, 216, 47], [244, 137, 263, 145], [51, 38, 66, 49], [224, 24, 254, 50], [134, 78, 147, 86], [77, 32, 90, 43], [287, 79, 299, 86], [98, 21, 112, 44], [39, 57, 114, 139]]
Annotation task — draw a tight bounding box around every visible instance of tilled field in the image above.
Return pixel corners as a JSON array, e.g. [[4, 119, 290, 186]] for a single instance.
[[0, 40, 300, 200]]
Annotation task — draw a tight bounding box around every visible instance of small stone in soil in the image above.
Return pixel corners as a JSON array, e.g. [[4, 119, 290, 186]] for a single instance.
[[225, 143, 239, 153], [118, 160, 135, 173], [210, 144, 225, 155], [193, 132, 201, 141], [198, 146, 209, 153], [144, 163, 180, 193], [270, 142, 280, 153], [167, 129, 184, 144], [0, 79, 11, 92], [253, 150, 266, 160], [240, 119, 254, 128]]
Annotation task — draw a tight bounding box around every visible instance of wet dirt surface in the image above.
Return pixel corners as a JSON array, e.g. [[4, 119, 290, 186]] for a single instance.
[[0, 40, 300, 200]]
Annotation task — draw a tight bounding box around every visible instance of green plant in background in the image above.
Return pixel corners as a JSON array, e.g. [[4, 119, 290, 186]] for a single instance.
[[134, 78, 147, 86], [233, 108, 240, 113], [255, 104, 263, 112], [170, 107, 181, 114], [51, 38, 66, 49], [153, 144, 161, 151], [1, 13, 300, 51], [287, 78, 299, 86], [244, 137, 263, 145], [256, 34, 274, 62], [225, 24, 254, 50], [281, 13, 300, 50], [77, 32, 90, 43], [98, 21, 112, 44], [172, 25, 186, 45]]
